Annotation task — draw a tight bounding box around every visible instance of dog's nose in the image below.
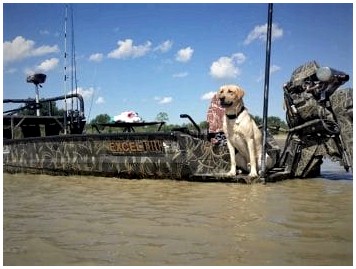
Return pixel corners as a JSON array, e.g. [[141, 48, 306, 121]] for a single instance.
[[219, 96, 225, 102]]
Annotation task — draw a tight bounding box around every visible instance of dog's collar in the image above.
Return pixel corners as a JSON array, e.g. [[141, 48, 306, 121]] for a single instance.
[[226, 106, 245, 120]]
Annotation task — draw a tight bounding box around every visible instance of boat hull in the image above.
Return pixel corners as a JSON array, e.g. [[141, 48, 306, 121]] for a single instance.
[[3, 132, 235, 182]]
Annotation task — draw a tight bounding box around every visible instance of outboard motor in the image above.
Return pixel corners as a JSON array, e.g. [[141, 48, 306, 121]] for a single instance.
[[280, 61, 352, 177]]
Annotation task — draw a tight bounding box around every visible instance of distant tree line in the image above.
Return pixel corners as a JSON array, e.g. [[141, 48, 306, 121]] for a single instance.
[[88, 111, 288, 135]]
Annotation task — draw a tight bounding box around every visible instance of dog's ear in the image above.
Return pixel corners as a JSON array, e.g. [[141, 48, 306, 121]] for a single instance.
[[235, 86, 245, 100]]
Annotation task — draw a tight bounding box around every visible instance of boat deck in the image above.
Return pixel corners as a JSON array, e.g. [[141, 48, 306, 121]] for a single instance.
[[192, 167, 290, 184]]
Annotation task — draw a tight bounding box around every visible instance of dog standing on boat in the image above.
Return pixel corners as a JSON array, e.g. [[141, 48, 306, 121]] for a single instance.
[[217, 84, 272, 178]]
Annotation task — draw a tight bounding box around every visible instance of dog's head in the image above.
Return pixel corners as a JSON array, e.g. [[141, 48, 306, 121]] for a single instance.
[[217, 84, 245, 108]]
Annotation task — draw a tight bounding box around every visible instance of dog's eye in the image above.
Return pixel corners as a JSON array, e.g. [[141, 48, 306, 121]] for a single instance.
[[228, 89, 233, 93]]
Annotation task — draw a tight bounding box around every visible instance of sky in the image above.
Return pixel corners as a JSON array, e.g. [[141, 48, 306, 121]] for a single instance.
[[2, 2, 354, 125]]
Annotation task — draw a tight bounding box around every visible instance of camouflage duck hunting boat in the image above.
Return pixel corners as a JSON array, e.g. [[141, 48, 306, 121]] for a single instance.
[[3, 61, 353, 183]]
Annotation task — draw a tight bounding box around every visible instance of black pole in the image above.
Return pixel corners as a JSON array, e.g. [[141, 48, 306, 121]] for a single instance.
[[260, 3, 273, 183]]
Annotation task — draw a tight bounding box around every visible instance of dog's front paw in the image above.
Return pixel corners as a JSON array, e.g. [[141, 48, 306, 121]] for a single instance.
[[248, 172, 259, 179]]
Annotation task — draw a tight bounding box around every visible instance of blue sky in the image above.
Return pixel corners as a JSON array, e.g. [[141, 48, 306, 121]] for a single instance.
[[3, 3, 353, 124]]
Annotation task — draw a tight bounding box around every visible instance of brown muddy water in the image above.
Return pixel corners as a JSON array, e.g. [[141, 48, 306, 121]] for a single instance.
[[3, 159, 353, 266]]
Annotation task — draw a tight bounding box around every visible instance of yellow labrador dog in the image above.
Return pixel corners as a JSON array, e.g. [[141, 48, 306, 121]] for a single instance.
[[217, 84, 272, 178]]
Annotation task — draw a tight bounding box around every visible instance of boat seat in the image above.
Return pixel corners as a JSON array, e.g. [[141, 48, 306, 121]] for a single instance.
[[26, 73, 46, 85]]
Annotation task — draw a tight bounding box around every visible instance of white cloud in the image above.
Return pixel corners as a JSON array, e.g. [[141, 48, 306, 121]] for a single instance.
[[68, 87, 95, 99], [154, 96, 173, 104], [201, 91, 216, 101], [95, 96, 105, 104], [176, 47, 194, 62], [3, 36, 59, 64], [257, 64, 281, 82], [154, 40, 173, 53], [107, 39, 152, 59], [173, 72, 188, 78], [24, 68, 34, 76], [244, 23, 283, 45], [270, 64, 281, 73], [89, 53, 103, 62], [36, 58, 59, 72], [40, 30, 50, 35], [232, 53, 246, 64], [209, 53, 246, 79]]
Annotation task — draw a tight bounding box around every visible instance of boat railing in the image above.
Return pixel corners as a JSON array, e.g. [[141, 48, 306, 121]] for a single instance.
[[91, 121, 166, 133], [3, 93, 86, 139]]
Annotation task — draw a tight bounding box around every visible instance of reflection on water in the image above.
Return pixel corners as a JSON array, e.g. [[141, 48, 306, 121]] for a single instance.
[[3, 161, 352, 266]]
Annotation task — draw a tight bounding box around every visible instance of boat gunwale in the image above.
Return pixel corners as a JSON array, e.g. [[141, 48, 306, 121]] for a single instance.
[[2, 131, 193, 145]]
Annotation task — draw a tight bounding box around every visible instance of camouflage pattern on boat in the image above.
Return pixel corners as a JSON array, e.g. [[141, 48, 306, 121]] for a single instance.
[[3, 132, 229, 181]]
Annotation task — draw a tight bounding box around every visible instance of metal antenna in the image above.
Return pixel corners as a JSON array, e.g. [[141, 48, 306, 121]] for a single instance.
[[63, 4, 68, 134], [260, 3, 273, 183], [70, 5, 79, 112]]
